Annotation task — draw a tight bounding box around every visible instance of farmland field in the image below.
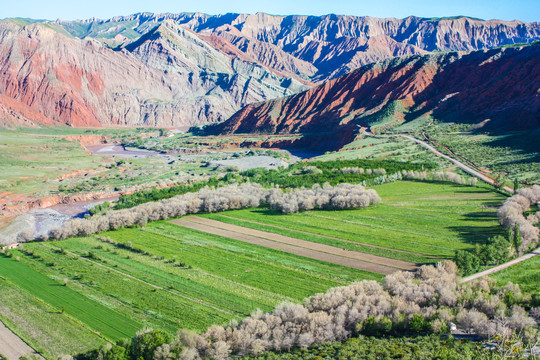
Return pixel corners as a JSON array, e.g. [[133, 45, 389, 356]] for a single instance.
[[202, 181, 506, 260], [0, 219, 381, 357], [0, 180, 507, 358]]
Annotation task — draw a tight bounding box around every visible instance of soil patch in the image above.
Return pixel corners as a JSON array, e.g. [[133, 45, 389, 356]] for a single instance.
[[171, 216, 417, 275]]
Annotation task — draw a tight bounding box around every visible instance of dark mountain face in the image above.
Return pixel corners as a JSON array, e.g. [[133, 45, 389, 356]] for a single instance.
[[212, 44, 540, 150]]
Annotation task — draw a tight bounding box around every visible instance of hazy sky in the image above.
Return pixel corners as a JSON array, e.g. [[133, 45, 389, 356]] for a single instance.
[[3, 0, 539, 22]]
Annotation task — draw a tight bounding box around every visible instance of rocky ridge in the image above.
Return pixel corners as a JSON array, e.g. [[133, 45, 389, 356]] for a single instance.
[[0, 20, 306, 128], [59, 13, 540, 81]]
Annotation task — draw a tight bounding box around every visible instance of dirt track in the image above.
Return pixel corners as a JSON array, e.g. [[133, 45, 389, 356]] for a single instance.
[[0, 320, 44, 360], [401, 135, 514, 193], [171, 216, 417, 275], [462, 247, 540, 282]]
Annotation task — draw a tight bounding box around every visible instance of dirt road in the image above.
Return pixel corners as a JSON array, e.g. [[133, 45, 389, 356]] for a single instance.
[[462, 247, 540, 282], [0, 320, 44, 360], [400, 135, 514, 193], [171, 216, 417, 275]]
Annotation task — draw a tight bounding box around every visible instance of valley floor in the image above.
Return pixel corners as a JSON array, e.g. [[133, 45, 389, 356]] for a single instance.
[[0, 181, 506, 359]]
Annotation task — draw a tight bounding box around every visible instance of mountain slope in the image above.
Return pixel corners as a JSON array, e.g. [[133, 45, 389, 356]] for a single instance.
[[59, 13, 540, 81], [0, 20, 306, 127], [211, 44, 540, 149], [0, 13, 539, 128]]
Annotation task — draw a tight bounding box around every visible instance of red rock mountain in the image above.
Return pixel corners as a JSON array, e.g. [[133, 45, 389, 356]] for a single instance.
[[0, 13, 539, 128], [59, 13, 540, 81], [0, 20, 307, 128], [212, 44, 540, 150]]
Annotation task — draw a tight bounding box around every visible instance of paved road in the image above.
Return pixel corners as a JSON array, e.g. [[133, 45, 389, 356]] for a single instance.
[[0, 320, 44, 360], [400, 134, 514, 193], [462, 247, 540, 282]]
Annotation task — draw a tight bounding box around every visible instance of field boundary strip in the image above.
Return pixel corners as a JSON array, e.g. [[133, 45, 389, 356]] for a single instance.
[[213, 213, 442, 259], [42, 244, 238, 317], [170, 217, 417, 275]]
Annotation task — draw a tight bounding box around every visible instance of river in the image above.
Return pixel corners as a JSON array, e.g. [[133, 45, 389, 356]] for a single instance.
[[0, 197, 117, 245]]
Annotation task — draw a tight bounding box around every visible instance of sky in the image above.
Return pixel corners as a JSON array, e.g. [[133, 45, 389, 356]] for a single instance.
[[3, 0, 539, 22]]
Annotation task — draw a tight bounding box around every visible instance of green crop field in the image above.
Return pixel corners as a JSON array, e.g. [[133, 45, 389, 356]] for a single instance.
[[1, 220, 380, 357], [490, 255, 540, 296], [0, 255, 141, 339], [0, 273, 107, 359], [0, 180, 508, 358], [202, 181, 506, 260]]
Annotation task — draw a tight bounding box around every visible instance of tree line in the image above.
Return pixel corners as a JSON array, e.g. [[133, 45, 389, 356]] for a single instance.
[[45, 183, 380, 241], [454, 185, 540, 275]]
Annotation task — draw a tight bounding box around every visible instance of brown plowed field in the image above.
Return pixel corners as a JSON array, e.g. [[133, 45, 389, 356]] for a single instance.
[[170, 216, 418, 275]]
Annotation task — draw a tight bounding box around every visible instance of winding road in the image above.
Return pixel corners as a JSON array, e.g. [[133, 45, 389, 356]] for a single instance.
[[400, 134, 514, 193]]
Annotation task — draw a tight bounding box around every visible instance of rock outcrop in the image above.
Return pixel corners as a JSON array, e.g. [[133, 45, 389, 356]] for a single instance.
[[212, 44, 540, 150]]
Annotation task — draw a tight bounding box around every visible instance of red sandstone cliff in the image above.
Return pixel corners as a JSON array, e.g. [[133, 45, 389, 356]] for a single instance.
[[0, 13, 539, 128]]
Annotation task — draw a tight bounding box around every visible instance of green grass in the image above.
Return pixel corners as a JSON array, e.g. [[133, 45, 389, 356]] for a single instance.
[[425, 129, 540, 184], [490, 255, 540, 296], [0, 254, 141, 340], [102, 223, 380, 298], [202, 213, 435, 264], [0, 278, 109, 359], [0, 277, 106, 359], [1, 220, 380, 356], [316, 134, 444, 165], [12, 243, 232, 333], [0, 180, 506, 357], [202, 181, 506, 258]]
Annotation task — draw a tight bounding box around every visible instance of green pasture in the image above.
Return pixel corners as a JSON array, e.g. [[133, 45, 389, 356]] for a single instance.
[[203, 181, 506, 259]]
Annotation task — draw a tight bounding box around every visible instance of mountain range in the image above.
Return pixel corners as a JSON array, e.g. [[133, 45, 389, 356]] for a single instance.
[[0, 13, 539, 128], [211, 44, 540, 150]]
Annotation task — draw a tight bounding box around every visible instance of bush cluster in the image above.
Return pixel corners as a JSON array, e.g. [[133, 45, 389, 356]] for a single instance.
[[402, 170, 478, 186], [268, 183, 381, 214], [497, 185, 540, 254]]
